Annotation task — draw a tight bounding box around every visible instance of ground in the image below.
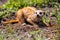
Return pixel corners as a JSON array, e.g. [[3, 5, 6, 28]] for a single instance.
[[0, 0, 60, 40]]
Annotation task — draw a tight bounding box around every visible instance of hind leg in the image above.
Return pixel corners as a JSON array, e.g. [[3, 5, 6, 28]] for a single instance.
[[16, 18, 25, 25], [16, 13, 25, 25]]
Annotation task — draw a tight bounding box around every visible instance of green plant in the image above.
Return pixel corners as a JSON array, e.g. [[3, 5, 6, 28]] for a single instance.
[[0, 35, 5, 40], [0, 0, 48, 18]]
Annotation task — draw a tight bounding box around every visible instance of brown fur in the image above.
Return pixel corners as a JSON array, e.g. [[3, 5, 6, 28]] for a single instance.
[[3, 7, 44, 26]]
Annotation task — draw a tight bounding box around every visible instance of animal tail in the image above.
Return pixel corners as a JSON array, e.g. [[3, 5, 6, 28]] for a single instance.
[[2, 20, 19, 24]]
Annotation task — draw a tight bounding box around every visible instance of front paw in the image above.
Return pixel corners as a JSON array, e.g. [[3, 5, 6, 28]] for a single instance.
[[22, 23, 26, 26]]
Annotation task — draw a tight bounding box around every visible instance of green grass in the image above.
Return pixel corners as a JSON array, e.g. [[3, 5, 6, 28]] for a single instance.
[[0, 0, 59, 19], [0, 0, 51, 19]]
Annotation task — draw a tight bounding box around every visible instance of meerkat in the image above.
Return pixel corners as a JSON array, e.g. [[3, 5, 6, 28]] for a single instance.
[[3, 7, 45, 26]]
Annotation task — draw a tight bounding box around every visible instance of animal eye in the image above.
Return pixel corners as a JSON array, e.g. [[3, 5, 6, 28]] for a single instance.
[[39, 12, 42, 14]]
